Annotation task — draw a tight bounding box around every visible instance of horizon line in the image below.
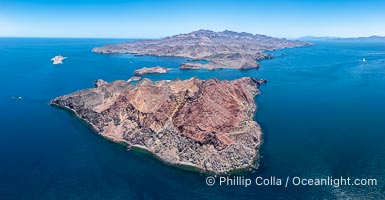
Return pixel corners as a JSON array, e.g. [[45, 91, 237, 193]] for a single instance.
[[1, 34, 384, 40]]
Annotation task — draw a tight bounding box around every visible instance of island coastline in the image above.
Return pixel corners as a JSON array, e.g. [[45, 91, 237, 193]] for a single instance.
[[51, 77, 265, 174]]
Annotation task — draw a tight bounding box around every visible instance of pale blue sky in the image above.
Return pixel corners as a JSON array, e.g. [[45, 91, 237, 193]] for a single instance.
[[1, 0, 384, 38]]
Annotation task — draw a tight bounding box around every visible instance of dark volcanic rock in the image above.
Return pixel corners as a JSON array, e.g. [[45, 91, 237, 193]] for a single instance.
[[92, 29, 312, 70], [51, 77, 264, 174]]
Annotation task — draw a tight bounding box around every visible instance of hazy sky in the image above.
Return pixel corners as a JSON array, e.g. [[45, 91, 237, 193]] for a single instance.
[[1, 0, 384, 38]]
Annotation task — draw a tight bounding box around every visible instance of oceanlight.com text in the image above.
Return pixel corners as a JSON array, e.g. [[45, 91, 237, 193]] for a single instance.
[[205, 176, 378, 188]]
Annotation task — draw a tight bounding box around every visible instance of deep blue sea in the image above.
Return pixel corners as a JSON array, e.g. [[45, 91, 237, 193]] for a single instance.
[[0, 38, 384, 199]]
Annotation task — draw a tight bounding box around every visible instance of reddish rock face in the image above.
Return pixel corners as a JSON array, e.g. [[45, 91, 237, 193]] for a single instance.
[[51, 77, 263, 174], [172, 78, 258, 149]]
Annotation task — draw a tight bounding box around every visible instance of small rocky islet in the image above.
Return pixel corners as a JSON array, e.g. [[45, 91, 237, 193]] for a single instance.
[[51, 55, 67, 64], [134, 66, 171, 75], [52, 30, 310, 173]]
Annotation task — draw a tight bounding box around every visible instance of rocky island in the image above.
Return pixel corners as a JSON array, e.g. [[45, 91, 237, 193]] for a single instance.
[[134, 66, 171, 75], [51, 77, 264, 173], [92, 30, 311, 70], [51, 55, 67, 64], [126, 76, 141, 82]]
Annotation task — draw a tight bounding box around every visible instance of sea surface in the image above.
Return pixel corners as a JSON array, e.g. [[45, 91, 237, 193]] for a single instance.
[[0, 38, 384, 199]]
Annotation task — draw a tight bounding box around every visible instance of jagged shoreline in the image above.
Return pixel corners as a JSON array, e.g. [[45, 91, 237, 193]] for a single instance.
[[51, 103, 231, 174]]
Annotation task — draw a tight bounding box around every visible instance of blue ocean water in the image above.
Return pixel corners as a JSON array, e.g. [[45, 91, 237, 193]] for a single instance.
[[0, 38, 384, 199]]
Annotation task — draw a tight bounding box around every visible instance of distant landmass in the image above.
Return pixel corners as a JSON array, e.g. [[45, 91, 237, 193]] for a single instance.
[[93, 30, 311, 70], [300, 35, 385, 41]]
